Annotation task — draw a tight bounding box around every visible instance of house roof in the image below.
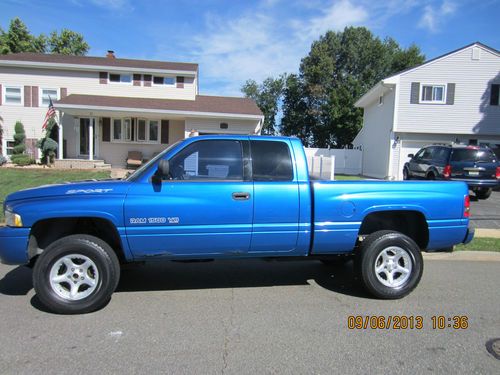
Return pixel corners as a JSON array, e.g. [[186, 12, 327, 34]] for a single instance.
[[55, 94, 263, 119], [0, 53, 198, 73], [355, 42, 499, 108]]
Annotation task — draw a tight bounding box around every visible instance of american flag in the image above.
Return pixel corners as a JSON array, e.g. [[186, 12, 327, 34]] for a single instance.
[[42, 96, 56, 129]]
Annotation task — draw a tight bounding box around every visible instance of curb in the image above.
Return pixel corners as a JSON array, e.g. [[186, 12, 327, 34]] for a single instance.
[[423, 251, 500, 262]]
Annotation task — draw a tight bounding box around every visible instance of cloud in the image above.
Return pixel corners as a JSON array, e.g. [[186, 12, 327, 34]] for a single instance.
[[418, 1, 457, 32], [299, 0, 369, 40], [70, 0, 131, 11]]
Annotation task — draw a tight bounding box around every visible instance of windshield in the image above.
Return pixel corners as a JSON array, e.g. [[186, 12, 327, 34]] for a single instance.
[[450, 148, 497, 163], [126, 141, 182, 181]]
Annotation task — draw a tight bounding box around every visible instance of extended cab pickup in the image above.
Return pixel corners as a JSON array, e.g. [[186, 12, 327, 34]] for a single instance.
[[0, 135, 474, 314]]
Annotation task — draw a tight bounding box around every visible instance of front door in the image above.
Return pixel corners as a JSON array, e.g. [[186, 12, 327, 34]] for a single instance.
[[79, 118, 97, 157], [124, 139, 253, 258]]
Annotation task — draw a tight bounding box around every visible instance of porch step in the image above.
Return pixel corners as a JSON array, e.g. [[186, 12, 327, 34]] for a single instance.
[[54, 159, 112, 170]]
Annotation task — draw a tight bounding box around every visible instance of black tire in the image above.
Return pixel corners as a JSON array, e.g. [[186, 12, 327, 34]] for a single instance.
[[403, 167, 410, 180], [476, 188, 492, 200], [33, 234, 120, 314], [356, 230, 423, 299], [426, 172, 435, 180]]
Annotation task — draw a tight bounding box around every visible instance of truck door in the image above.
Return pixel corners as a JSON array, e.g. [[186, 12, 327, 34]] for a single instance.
[[124, 139, 253, 257], [249, 139, 300, 254]]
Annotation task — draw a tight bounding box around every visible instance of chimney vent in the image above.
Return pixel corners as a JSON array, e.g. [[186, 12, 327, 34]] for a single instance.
[[106, 50, 115, 59]]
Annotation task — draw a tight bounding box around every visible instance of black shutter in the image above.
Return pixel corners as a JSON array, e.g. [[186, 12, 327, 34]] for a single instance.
[[131, 118, 135, 140], [490, 84, 500, 105], [446, 83, 455, 105], [161, 120, 169, 144], [410, 82, 420, 104], [99, 72, 108, 84], [102, 118, 110, 142]]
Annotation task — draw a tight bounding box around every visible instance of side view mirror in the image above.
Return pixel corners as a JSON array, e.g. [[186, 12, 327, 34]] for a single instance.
[[408, 153, 414, 159], [153, 159, 170, 183]]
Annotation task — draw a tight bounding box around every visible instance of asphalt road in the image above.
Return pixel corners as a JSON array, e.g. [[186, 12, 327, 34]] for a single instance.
[[470, 190, 500, 229], [0, 258, 499, 374]]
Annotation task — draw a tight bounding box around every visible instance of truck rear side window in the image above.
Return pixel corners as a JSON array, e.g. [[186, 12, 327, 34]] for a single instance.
[[251, 141, 293, 181], [169, 140, 244, 180], [451, 149, 496, 163]]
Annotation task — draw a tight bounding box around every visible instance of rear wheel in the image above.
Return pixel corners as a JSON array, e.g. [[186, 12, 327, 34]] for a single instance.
[[356, 230, 423, 299], [33, 235, 120, 314], [403, 167, 410, 180], [475, 188, 492, 200], [426, 172, 435, 180]]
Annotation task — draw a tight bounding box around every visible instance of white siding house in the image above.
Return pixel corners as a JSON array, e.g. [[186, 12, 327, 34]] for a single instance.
[[353, 42, 500, 180], [0, 52, 263, 166]]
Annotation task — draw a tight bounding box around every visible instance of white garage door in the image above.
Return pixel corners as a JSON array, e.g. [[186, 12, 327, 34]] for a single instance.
[[397, 141, 430, 180]]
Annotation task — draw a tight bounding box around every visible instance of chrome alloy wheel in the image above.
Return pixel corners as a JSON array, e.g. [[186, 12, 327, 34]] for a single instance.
[[49, 254, 99, 301], [374, 246, 412, 288]]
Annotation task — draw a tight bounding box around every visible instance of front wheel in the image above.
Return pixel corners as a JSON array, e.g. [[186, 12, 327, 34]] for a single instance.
[[33, 235, 120, 314], [356, 230, 423, 299], [403, 167, 410, 180]]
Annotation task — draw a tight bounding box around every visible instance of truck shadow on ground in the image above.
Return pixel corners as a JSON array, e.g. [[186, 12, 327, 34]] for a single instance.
[[0, 259, 370, 312]]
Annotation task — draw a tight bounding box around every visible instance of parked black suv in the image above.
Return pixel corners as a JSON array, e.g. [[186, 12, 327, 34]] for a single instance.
[[403, 144, 500, 199]]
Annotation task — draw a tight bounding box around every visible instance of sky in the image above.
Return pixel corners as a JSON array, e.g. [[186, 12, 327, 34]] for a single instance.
[[1, 0, 499, 96]]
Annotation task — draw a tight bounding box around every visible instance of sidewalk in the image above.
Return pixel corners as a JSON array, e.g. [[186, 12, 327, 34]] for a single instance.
[[474, 228, 500, 238], [423, 251, 500, 262]]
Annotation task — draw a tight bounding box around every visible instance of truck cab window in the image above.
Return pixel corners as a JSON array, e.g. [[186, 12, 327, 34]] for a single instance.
[[168, 140, 244, 181], [251, 140, 293, 181]]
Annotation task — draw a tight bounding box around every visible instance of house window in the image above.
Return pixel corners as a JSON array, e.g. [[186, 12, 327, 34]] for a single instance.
[[149, 120, 159, 141], [137, 119, 147, 141], [109, 73, 132, 84], [113, 119, 122, 140], [3, 86, 23, 105], [421, 85, 445, 103], [40, 88, 59, 106], [490, 84, 500, 106], [6, 140, 15, 155], [124, 118, 132, 141], [153, 76, 175, 86]]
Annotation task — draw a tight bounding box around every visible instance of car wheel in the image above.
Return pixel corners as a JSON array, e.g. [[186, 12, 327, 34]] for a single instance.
[[403, 167, 410, 180], [426, 172, 435, 180], [356, 230, 423, 299], [476, 188, 492, 200], [33, 234, 120, 314]]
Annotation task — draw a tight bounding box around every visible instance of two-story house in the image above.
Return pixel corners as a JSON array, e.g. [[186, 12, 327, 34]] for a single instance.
[[353, 42, 500, 180], [0, 51, 263, 166]]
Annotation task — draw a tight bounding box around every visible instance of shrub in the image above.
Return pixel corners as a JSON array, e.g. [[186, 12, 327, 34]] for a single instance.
[[13, 121, 26, 155], [10, 154, 35, 166], [0, 155, 7, 166], [37, 137, 58, 165]]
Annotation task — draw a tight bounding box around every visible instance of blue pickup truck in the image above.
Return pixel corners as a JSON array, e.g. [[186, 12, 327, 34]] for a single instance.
[[0, 135, 474, 314]]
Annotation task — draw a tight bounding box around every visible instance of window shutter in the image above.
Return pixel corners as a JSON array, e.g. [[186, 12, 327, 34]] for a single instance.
[[161, 120, 169, 144], [410, 82, 420, 104], [133, 74, 141, 86], [0, 84, 2, 105], [31, 86, 39, 107], [61, 87, 68, 98], [446, 83, 455, 105], [99, 72, 108, 84], [176, 76, 184, 89], [102, 117, 111, 142], [131, 118, 136, 140], [24, 86, 31, 107], [144, 75, 152, 87], [490, 84, 500, 106]]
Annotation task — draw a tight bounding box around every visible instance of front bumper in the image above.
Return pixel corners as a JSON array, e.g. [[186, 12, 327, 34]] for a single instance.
[[0, 226, 30, 265], [463, 227, 475, 245]]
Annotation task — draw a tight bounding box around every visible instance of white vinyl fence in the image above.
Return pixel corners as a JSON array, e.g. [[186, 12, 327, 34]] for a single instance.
[[305, 148, 362, 180]]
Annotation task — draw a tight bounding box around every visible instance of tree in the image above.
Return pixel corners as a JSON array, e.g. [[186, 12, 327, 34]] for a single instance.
[[241, 75, 285, 135], [48, 29, 89, 55], [282, 27, 425, 147], [0, 17, 90, 55], [0, 18, 46, 54], [12, 121, 26, 155]]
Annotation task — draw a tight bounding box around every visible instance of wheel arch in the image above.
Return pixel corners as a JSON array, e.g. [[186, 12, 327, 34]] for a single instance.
[[358, 210, 429, 249], [28, 217, 128, 264]]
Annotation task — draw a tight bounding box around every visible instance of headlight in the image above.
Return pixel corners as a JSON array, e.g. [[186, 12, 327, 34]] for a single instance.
[[5, 210, 23, 227]]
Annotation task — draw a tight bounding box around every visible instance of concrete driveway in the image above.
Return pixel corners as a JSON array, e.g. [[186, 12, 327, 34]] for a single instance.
[[470, 190, 500, 229], [0, 258, 499, 374]]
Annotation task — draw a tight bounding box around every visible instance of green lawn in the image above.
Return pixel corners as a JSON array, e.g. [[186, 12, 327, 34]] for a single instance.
[[0, 168, 110, 221], [334, 174, 364, 180], [454, 237, 500, 252]]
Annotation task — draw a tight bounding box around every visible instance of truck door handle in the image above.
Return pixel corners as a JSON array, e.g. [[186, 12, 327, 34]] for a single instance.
[[232, 192, 250, 200]]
